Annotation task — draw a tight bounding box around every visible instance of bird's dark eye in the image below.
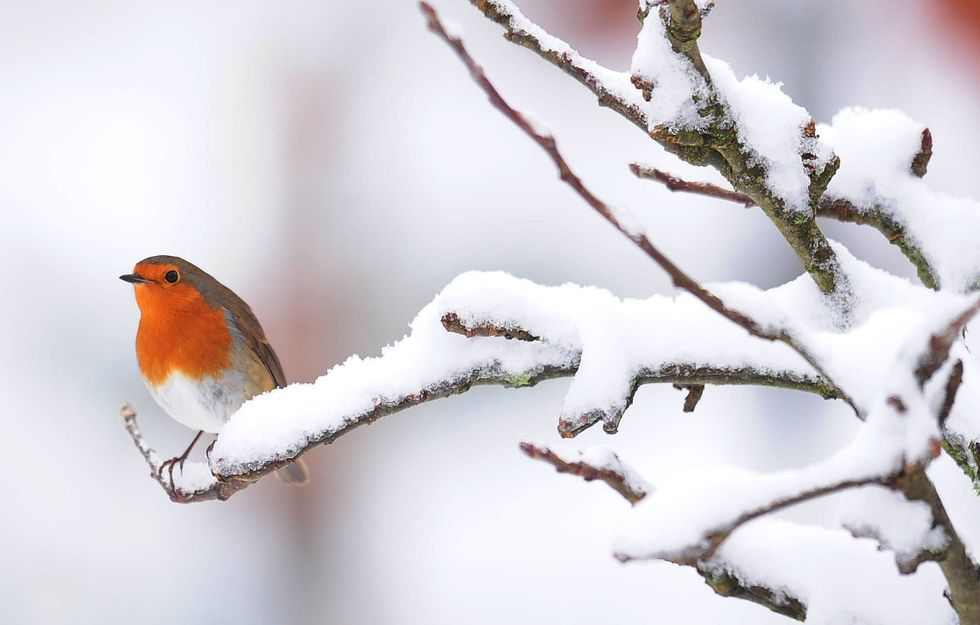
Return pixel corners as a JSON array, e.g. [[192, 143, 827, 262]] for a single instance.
[[165, 270, 179, 283]]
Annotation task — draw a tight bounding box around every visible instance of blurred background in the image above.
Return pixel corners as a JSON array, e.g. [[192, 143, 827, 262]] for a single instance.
[[1, 1, 979, 623]]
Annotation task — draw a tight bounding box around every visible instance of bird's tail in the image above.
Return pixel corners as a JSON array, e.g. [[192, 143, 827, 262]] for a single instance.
[[275, 457, 310, 486]]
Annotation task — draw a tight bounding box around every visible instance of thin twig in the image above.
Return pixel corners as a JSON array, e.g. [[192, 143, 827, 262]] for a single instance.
[[420, 0, 860, 416], [520, 441, 649, 504], [915, 299, 980, 386], [630, 163, 756, 207], [119, 403, 246, 503], [938, 360, 965, 428], [673, 383, 705, 412], [469, 0, 648, 132]]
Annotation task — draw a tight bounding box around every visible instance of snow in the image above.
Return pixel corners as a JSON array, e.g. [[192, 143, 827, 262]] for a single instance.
[[165, 460, 218, 496], [485, 1, 643, 115], [211, 248, 974, 480], [630, 10, 709, 130], [629, 9, 833, 213], [522, 438, 653, 498], [837, 485, 948, 570], [709, 519, 954, 625], [820, 107, 980, 291], [705, 56, 834, 214], [612, 387, 929, 563]]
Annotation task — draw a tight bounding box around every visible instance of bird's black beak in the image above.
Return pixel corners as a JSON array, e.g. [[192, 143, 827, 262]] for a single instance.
[[119, 273, 149, 284]]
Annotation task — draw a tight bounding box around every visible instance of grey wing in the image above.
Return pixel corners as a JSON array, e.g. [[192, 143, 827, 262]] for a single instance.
[[224, 300, 287, 389]]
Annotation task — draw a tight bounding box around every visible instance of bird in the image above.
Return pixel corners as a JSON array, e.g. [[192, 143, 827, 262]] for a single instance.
[[120, 255, 309, 491]]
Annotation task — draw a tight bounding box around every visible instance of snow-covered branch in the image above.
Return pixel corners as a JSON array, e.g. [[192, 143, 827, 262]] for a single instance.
[[116, 3, 980, 622], [470, 0, 847, 300], [466, 0, 648, 131], [520, 440, 651, 504], [422, 0, 862, 417], [630, 120, 948, 292]]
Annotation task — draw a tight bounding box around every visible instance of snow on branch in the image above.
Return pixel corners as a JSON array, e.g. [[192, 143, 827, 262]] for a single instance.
[[467, 0, 647, 130], [468, 0, 848, 297], [837, 485, 948, 575], [518, 298, 979, 621], [520, 440, 651, 504], [819, 108, 980, 292], [608, 297, 980, 613], [124, 269, 861, 502], [517, 439, 955, 623], [421, 0, 862, 415], [629, 158, 944, 291]]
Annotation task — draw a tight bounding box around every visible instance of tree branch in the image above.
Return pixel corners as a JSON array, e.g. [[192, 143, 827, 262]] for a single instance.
[[125, 296, 839, 503], [520, 441, 650, 504], [422, 0, 860, 416], [470, 0, 850, 300], [468, 0, 648, 131], [119, 403, 248, 503], [900, 469, 980, 621], [520, 438, 808, 619], [818, 197, 940, 290], [631, 162, 943, 290], [630, 163, 755, 207], [914, 298, 980, 386]]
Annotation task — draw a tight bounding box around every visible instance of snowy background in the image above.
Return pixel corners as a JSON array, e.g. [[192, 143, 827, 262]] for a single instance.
[[1, 0, 979, 623]]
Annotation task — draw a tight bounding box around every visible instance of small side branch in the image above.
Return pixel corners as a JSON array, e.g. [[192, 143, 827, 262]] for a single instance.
[[469, 0, 647, 131], [914, 298, 980, 386], [911, 128, 933, 178], [630, 163, 755, 207], [630, 163, 942, 290], [520, 441, 649, 504]]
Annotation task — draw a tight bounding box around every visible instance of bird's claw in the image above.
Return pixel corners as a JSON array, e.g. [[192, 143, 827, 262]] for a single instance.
[[158, 455, 192, 502]]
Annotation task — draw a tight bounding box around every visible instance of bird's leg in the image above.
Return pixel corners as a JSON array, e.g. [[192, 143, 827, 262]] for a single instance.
[[158, 430, 205, 494]]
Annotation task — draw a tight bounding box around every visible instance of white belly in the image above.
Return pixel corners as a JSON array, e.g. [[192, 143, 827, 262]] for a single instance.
[[146, 371, 249, 434]]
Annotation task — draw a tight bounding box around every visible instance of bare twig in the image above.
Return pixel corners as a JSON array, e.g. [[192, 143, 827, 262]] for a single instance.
[[520, 441, 649, 504], [119, 404, 248, 503], [421, 0, 860, 416], [673, 383, 705, 412], [630, 163, 756, 207], [938, 360, 965, 428], [911, 128, 933, 178], [915, 299, 980, 386]]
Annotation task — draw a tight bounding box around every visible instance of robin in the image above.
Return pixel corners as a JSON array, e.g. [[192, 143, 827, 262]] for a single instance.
[[121, 255, 309, 490]]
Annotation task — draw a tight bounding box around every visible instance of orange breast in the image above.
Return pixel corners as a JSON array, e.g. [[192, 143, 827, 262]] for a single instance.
[[135, 282, 233, 385]]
